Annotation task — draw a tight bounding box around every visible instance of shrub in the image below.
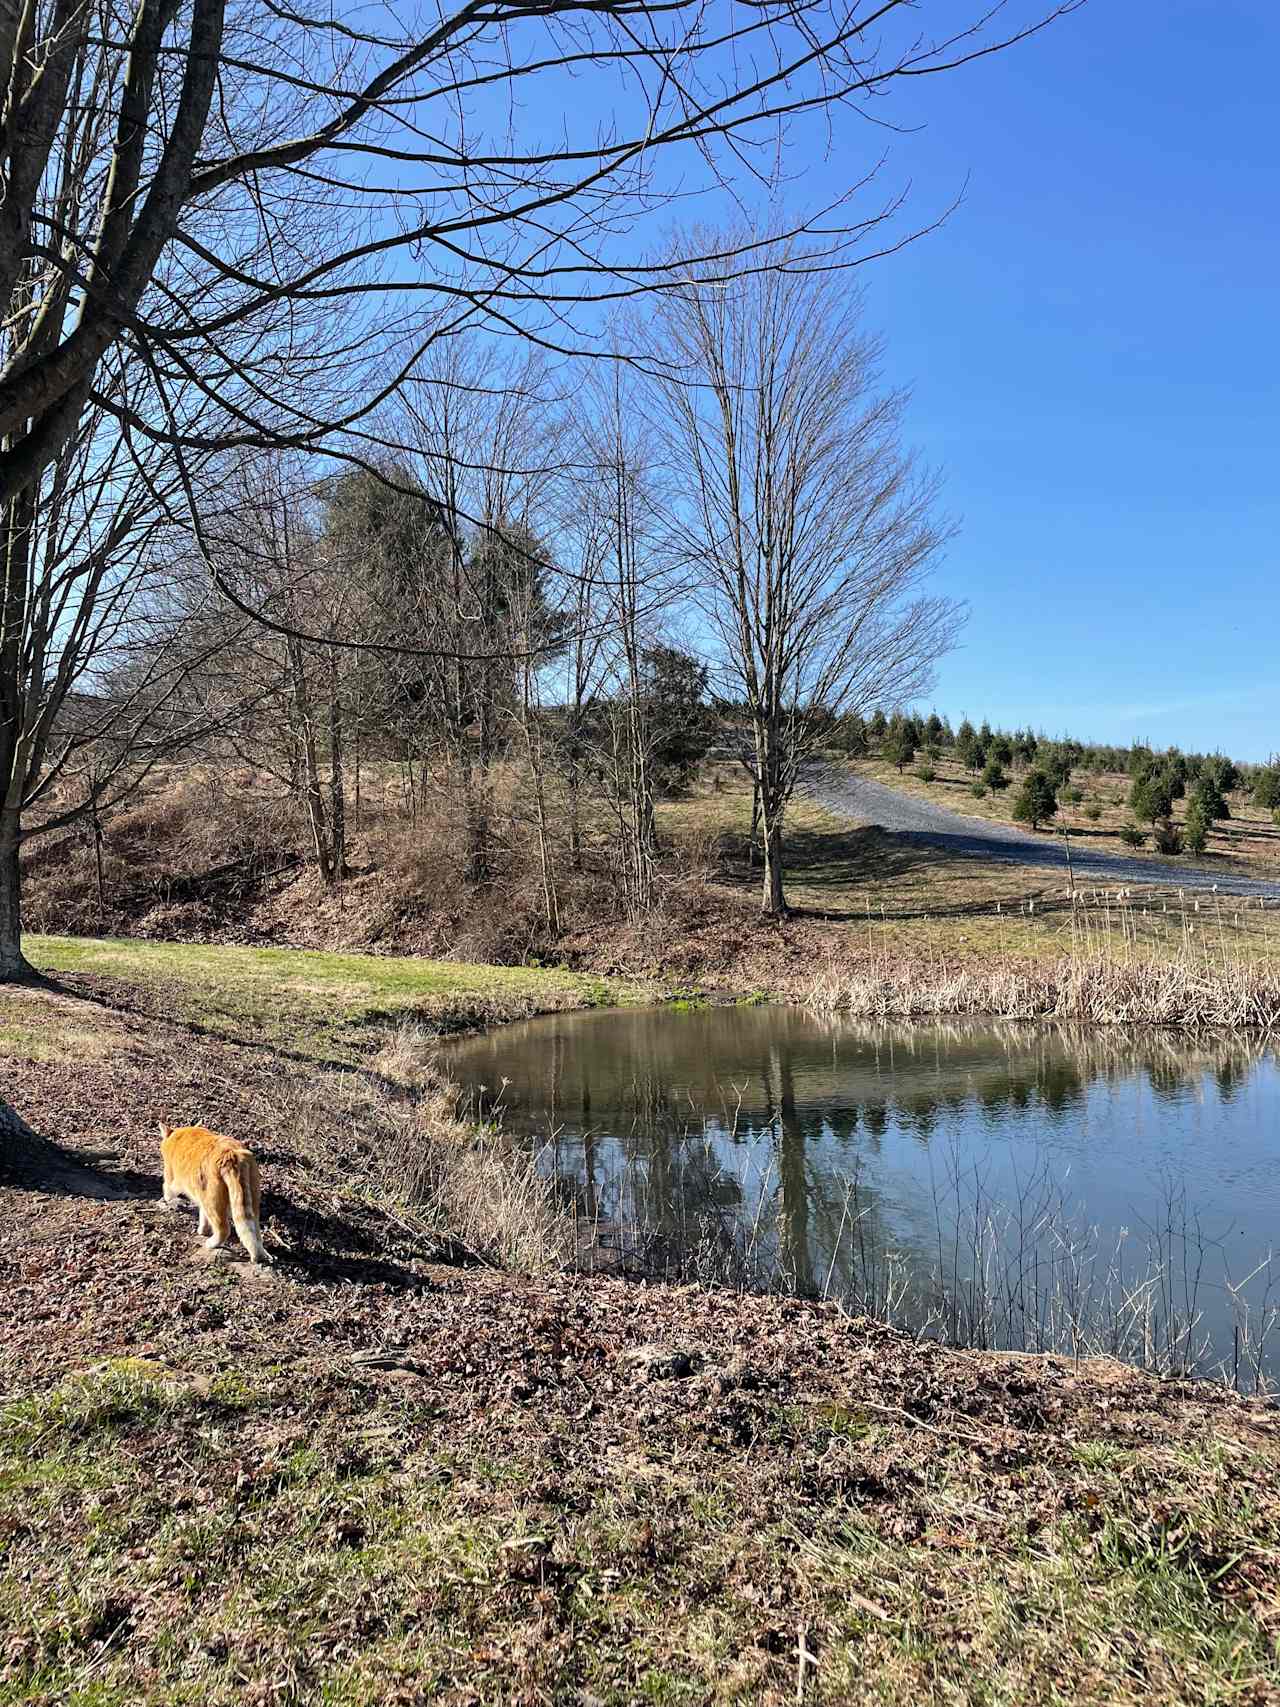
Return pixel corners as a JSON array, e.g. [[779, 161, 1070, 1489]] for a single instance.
[[1274, 807, 1280, 828], [1118, 823, 1145, 848], [970, 783, 988, 799], [1063, 786, 1084, 804], [1011, 770, 1058, 831], [1083, 803, 1102, 822], [916, 765, 936, 783]]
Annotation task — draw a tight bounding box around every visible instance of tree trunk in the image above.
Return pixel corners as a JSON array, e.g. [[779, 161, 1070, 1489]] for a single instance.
[[0, 813, 32, 981], [756, 714, 789, 916], [761, 816, 787, 917], [288, 637, 333, 885], [329, 667, 346, 881], [353, 725, 362, 837], [567, 755, 582, 871], [92, 811, 106, 920]]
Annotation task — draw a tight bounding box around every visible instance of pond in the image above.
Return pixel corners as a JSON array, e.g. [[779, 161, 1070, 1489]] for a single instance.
[[440, 1005, 1280, 1388]]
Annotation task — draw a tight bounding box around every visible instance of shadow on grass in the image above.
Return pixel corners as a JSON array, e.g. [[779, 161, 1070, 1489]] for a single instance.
[[31, 967, 367, 1073], [715, 821, 1064, 922], [0, 1099, 157, 1200], [1, 1090, 445, 1288]]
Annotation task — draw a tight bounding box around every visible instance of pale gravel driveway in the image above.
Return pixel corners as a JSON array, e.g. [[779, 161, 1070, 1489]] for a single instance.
[[806, 767, 1280, 901]]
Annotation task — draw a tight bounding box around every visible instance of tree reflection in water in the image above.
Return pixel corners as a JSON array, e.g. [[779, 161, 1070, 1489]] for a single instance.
[[445, 1009, 1280, 1388]]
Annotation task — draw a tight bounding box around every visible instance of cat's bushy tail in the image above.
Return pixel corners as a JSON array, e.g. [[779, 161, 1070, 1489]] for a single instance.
[[221, 1155, 271, 1264]]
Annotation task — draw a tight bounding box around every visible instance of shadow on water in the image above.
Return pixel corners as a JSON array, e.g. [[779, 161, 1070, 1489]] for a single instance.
[[442, 1008, 1280, 1391]]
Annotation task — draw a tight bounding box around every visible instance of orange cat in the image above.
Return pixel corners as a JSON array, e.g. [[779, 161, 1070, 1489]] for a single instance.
[[158, 1122, 271, 1264]]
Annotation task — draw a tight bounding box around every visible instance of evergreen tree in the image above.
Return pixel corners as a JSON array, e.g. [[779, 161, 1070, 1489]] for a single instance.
[[1252, 767, 1280, 809], [1128, 745, 1155, 780], [1130, 772, 1174, 824], [955, 719, 982, 771], [883, 725, 916, 773], [1041, 745, 1074, 790], [1165, 752, 1188, 798], [982, 756, 1009, 791], [1011, 770, 1058, 831], [637, 645, 717, 793], [1183, 802, 1210, 855], [835, 713, 868, 757], [1204, 754, 1240, 794], [1191, 774, 1231, 823]]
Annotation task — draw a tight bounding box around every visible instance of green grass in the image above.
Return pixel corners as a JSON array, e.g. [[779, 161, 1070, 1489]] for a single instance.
[[25, 934, 642, 1061], [0, 1003, 114, 1065], [2, 1361, 1275, 1706]]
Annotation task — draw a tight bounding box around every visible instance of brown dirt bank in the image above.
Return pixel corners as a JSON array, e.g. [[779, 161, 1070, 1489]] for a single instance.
[[2, 984, 1279, 1704]]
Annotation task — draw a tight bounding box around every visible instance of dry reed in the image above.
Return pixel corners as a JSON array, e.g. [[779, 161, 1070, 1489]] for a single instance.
[[812, 892, 1280, 1031], [267, 1027, 576, 1273]]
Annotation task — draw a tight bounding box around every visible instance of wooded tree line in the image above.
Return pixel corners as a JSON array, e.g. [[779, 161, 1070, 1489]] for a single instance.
[[0, 0, 1076, 979]]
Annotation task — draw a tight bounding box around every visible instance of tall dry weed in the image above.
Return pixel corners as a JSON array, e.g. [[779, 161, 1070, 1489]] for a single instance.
[[811, 947, 1280, 1031], [269, 1027, 575, 1273]]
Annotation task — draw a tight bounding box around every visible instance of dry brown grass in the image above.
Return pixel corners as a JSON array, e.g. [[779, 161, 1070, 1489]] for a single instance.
[[264, 1023, 577, 1272], [809, 945, 1280, 1030], [24, 757, 1280, 1021], [660, 767, 1280, 979]]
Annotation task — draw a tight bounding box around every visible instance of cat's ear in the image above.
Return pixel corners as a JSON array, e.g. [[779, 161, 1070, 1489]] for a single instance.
[[158, 1121, 171, 1142]]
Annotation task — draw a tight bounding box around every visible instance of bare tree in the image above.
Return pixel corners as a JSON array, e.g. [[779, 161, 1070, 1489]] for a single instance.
[[0, 388, 224, 977], [0, 0, 1074, 978], [401, 345, 563, 881], [0, 0, 1077, 505], [567, 368, 678, 916], [188, 453, 378, 887], [648, 238, 959, 915]]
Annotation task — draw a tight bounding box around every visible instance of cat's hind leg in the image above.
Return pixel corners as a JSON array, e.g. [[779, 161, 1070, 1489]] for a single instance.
[[203, 1182, 230, 1250]]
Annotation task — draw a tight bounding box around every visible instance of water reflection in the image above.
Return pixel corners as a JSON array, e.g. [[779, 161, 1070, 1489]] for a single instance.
[[442, 1008, 1280, 1386]]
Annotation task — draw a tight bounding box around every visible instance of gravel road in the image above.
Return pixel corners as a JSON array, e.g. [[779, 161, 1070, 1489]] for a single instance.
[[807, 767, 1280, 900]]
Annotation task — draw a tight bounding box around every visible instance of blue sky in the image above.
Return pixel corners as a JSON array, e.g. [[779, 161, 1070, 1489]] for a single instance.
[[792, 1, 1279, 759], [417, 1, 1277, 759]]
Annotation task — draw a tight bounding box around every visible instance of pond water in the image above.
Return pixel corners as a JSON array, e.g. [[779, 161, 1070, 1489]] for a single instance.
[[440, 1006, 1280, 1387]]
